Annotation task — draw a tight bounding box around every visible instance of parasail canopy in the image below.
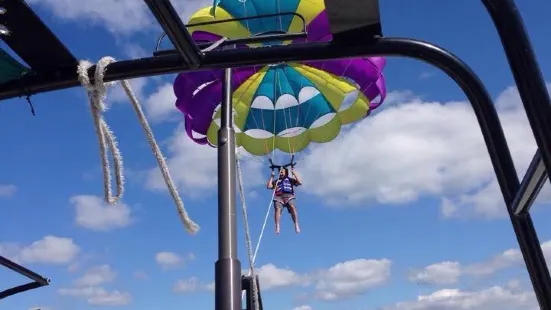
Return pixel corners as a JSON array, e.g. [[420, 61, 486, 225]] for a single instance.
[[174, 0, 387, 156]]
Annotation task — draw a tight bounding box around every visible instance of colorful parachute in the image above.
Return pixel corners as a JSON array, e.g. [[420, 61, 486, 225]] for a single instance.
[[174, 0, 387, 156]]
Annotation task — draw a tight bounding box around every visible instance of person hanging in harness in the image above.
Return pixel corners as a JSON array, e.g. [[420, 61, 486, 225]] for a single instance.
[[266, 167, 302, 234]]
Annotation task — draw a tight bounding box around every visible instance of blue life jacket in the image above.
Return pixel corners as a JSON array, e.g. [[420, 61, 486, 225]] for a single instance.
[[275, 177, 294, 195]]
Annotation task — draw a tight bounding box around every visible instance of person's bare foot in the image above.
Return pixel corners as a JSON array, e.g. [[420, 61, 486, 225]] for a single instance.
[[275, 225, 280, 234], [295, 225, 300, 233]]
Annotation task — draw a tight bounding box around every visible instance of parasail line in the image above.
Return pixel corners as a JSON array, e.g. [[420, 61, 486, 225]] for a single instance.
[[236, 151, 261, 310]]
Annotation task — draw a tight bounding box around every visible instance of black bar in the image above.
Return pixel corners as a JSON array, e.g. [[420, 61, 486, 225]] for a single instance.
[[482, 0, 551, 308], [0, 255, 49, 285], [0, 255, 50, 299], [143, 0, 201, 67], [154, 32, 308, 57], [215, 67, 241, 310], [0, 282, 43, 300], [0, 0, 76, 70], [324, 0, 382, 41], [512, 150, 547, 215], [0, 38, 502, 100]]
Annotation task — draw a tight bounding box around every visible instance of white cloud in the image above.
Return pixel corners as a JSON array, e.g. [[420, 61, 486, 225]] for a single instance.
[[144, 83, 181, 123], [256, 263, 308, 290], [143, 84, 549, 218], [197, 264, 308, 294], [409, 240, 551, 286], [408, 261, 462, 286], [0, 184, 17, 197], [75, 265, 117, 287], [146, 123, 217, 194], [133, 270, 148, 280], [173, 277, 202, 293], [58, 286, 131, 306], [382, 285, 536, 310], [298, 84, 548, 218], [108, 77, 149, 106], [419, 72, 435, 80], [68, 262, 80, 273], [313, 258, 391, 301], [463, 240, 551, 276], [198, 258, 390, 301], [27, 0, 153, 35], [59, 265, 130, 306], [381, 90, 417, 108], [27, 0, 212, 36], [293, 306, 312, 310], [70, 195, 132, 231], [145, 123, 264, 196], [155, 251, 192, 270], [465, 248, 525, 276], [0, 235, 80, 265], [172, 0, 214, 26]]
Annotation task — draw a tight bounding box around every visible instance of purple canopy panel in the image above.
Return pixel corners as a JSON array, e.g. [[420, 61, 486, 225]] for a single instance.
[[304, 56, 386, 108], [184, 114, 209, 145], [175, 66, 260, 143], [292, 11, 332, 44]]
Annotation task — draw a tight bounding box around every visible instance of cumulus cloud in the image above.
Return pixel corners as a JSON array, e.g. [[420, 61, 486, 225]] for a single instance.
[[70, 195, 132, 231], [144, 83, 181, 123], [26, 0, 153, 35], [408, 240, 551, 286], [74, 265, 117, 287], [133, 270, 148, 280], [173, 277, 206, 293], [382, 285, 536, 310], [313, 258, 391, 301], [0, 235, 80, 265], [185, 258, 391, 301], [27, 0, 212, 35], [256, 263, 309, 290], [155, 251, 194, 270], [145, 82, 550, 219], [0, 184, 18, 197], [108, 77, 149, 106], [59, 265, 130, 306], [145, 123, 264, 196], [297, 84, 550, 218], [408, 261, 462, 286], [58, 286, 131, 306]]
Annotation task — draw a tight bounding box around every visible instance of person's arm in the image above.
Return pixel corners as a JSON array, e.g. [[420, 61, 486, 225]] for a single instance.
[[266, 172, 275, 189], [291, 169, 302, 185]]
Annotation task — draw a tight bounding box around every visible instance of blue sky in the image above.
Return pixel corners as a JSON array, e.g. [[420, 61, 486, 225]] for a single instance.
[[1, 1, 551, 310]]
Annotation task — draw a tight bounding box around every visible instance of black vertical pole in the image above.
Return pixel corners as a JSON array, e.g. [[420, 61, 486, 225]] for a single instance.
[[482, 0, 551, 308], [215, 67, 242, 310]]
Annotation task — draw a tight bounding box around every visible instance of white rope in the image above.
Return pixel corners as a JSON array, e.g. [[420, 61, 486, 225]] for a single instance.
[[235, 151, 259, 310], [77, 57, 199, 234], [77, 57, 124, 205], [201, 37, 228, 52], [237, 153, 278, 305], [252, 184, 277, 265]]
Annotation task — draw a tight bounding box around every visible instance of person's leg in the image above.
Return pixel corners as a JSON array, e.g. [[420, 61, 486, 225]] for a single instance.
[[274, 202, 283, 234], [287, 199, 300, 233]]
